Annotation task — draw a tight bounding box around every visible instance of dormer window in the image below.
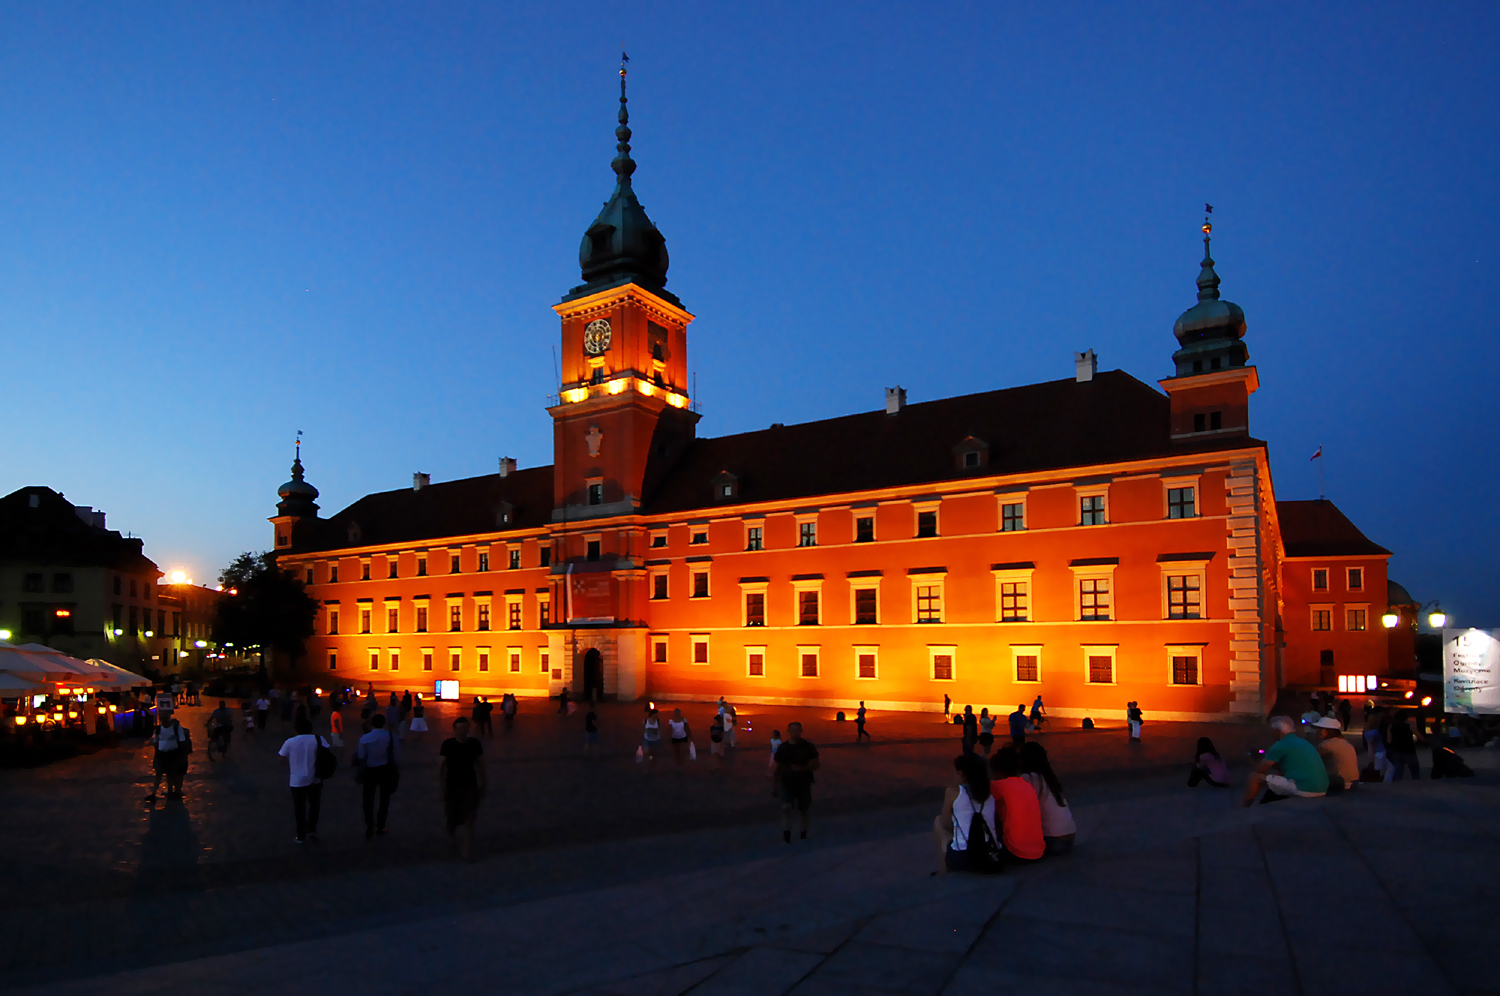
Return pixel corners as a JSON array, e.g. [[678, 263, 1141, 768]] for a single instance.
[[713, 471, 739, 502], [963, 451, 980, 468], [952, 436, 989, 471]]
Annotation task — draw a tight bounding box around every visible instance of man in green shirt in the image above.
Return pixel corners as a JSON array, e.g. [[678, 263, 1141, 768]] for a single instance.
[[1243, 715, 1329, 806]]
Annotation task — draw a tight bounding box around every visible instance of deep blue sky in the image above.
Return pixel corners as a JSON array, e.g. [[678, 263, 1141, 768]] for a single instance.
[[0, 3, 1495, 624]]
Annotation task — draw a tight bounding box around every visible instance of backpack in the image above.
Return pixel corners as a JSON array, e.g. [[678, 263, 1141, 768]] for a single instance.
[[966, 806, 1005, 873], [313, 735, 338, 780]]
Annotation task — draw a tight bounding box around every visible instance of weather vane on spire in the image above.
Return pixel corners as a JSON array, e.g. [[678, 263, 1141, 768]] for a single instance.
[[1203, 202, 1213, 236], [295, 429, 303, 458]]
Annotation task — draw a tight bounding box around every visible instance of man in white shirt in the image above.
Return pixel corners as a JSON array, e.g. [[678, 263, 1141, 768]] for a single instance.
[[356, 713, 400, 838], [278, 716, 327, 842], [144, 711, 190, 802]]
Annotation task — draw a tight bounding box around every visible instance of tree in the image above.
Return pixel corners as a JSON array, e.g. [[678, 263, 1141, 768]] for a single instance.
[[213, 552, 319, 680]]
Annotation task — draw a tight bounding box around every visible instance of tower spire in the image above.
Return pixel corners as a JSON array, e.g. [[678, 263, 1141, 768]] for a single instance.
[[1196, 203, 1221, 302], [613, 51, 635, 186]]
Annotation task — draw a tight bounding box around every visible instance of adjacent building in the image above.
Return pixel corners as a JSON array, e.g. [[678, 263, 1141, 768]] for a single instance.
[[269, 76, 1409, 719]]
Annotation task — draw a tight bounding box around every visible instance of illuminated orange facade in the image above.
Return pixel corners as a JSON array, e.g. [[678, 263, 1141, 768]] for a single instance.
[[268, 82, 1407, 720]]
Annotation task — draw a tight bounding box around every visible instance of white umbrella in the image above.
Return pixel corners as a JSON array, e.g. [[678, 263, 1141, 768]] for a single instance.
[[0, 672, 40, 693], [14, 643, 99, 677], [83, 660, 151, 690]]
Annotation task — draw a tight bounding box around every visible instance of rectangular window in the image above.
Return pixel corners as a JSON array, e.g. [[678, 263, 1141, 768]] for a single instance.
[[539, 595, 550, 626], [307, 569, 315, 584], [478, 651, 489, 672], [1167, 487, 1195, 519], [1347, 568, 1364, 591], [692, 571, 709, 598], [1347, 608, 1367, 631], [1088, 654, 1114, 684], [1080, 494, 1106, 526], [328, 609, 340, 635], [1001, 503, 1024, 532], [691, 530, 708, 545], [857, 650, 877, 679], [855, 516, 875, 542], [509, 651, 521, 673], [1167, 575, 1202, 619], [1015, 654, 1039, 683], [509, 549, 521, 570], [366, 649, 379, 671], [747, 650, 765, 677], [800, 651, 819, 678], [478, 552, 490, 572], [449, 605, 462, 631], [932, 652, 954, 681], [651, 532, 668, 548], [653, 638, 668, 663], [916, 509, 938, 538], [746, 526, 763, 551], [1312, 608, 1332, 631], [423, 651, 434, 672], [652, 574, 668, 600], [1312, 569, 1328, 591], [798, 590, 820, 625], [798, 521, 817, 547], [360, 610, 371, 634], [52, 573, 73, 593], [692, 637, 709, 665], [916, 584, 943, 623], [1080, 578, 1111, 620], [388, 560, 399, 579], [477, 604, 491, 631], [508, 602, 522, 630], [361, 561, 371, 581], [540, 547, 551, 567], [450, 554, 460, 574], [996, 582, 1026, 622], [855, 588, 878, 625], [586, 540, 601, 561], [328, 650, 338, 671], [329, 565, 339, 583], [417, 557, 428, 576], [745, 591, 765, 627], [450, 650, 461, 672], [415, 606, 428, 632], [1172, 655, 1199, 685], [587, 483, 603, 505], [22, 573, 43, 593], [389, 650, 400, 671], [387, 607, 399, 632]]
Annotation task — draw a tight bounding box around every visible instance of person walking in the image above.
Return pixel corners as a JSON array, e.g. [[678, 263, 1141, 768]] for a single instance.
[[1337, 697, 1353, 731], [1126, 702, 1144, 742], [557, 687, 571, 715], [327, 703, 345, 749], [385, 694, 402, 738], [667, 708, 692, 770], [478, 697, 494, 737], [278, 715, 328, 843], [1030, 695, 1046, 729], [407, 695, 429, 741], [961, 705, 978, 754], [144, 710, 191, 802], [641, 708, 662, 764], [356, 713, 400, 838], [439, 716, 486, 861], [723, 700, 737, 747], [1007, 704, 1028, 747], [709, 712, 726, 767], [254, 694, 270, 731], [501, 693, 517, 733], [774, 721, 820, 843], [399, 690, 412, 728], [855, 701, 870, 742], [943, 693, 952, 719], [1385, 710, 1421, 781]]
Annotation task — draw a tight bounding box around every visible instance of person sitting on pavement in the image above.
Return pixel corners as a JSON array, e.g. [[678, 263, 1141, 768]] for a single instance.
[[934, 753, 1000, 874], [1243, 716, 1329, 806], [988, 747, 1045, 862], [1188, 736, 1231, 788], [1313, 717, 1360, 792], [1019, 741, 1075, 855]]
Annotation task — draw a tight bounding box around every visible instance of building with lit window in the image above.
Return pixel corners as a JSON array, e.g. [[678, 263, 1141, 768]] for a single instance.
[[270, 77, 1407, 720]]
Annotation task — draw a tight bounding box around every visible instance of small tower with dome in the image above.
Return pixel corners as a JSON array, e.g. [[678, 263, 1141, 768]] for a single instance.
[[270, 438, 320, 551]]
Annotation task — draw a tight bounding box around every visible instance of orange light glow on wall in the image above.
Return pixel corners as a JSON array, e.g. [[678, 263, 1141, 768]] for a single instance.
[[54, 609, 71, 618]]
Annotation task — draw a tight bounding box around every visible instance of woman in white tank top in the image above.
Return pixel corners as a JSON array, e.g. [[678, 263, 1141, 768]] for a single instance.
[[641, 709, 661, 763], [668, 708, 692, 770]]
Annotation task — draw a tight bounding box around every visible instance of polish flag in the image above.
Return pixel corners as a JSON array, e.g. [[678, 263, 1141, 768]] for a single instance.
[[1310, 446, 1322, 461]]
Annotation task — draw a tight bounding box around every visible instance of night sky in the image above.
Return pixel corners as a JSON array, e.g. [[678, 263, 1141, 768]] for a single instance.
[[0, 3, 1494, 625]]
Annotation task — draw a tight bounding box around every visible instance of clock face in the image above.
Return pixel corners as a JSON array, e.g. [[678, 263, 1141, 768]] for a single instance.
[[583, 318, 612, 355]]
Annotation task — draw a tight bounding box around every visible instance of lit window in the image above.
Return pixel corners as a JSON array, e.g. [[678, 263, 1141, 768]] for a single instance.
[[854, 588, 878, 625], [692, 572, 709, 598], [1080, 579, 1111, 620], [449, 606, 462, 632], [916, 584, 943, 623], [916, 510, 938, 538], [855, 517, 874, 542], [1001, 503, 1024, 532], [798, 590, 820, 625], [652, 574, 668, 600], [746, 526, 763, 551], [1312, 609, 1332, 631], [798, 521, 817, 547], [478, 552, 489, 572], [1347, 608, 1367, 631], [1347, 568, 1363, 591], [1080, 495, 1106, 526], [1172, 654, 1199, 685], [1167, 576, 1201, 619], [477, 604, 491, 631], [1312, 569, 1328, 591], [1167, 487, 1195, 519], [539, 596, 550, 626], [1001, 582, 1028, 622], [508, 602, 522, 630]]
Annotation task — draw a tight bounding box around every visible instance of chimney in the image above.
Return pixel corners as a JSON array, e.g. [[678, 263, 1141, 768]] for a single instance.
[[498, 457, 516, 478], [885, 386, 907, 414], [413, 472, 430, 491], [1074, 349, 1097, 383]]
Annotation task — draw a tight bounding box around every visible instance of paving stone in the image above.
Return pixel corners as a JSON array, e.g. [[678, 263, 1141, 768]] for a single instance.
[[692, 947, 824, 996], [792, 939, 959, 995]]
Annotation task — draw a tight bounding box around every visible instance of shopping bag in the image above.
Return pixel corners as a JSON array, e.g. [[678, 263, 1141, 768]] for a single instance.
[[635, 746, 644, 763], [688, 741, 698, 761]]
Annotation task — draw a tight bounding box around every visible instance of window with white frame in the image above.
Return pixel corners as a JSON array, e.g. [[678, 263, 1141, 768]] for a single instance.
[[854, 515, 875, 542], [745, 646, 766, 678], [422, 648, 434, 671], [650, 530, 668, 549], [855, 645, 878, 680], [328, 650, 338, 671], [386, 602, 400, 633], [915, 503, 939, 538], [1347, 567, 1364, 591], [1311, 605, 1333, 631], [476, 601, 491, 631], [851, 581, 880, 625], [508, 649, 521, 672], [1312, 568, 1329, 591], [449, 649, 461, 672], [651, 570, 668, 600], [1159, 558, 1209, 620], [793, 579, 823, 625], [1346, 606, 1367, 631], [327, 607, 340, 635], [690, 528, 708, 545], [691, 570, 710, 599], [992, 565, 1034, 623], [449, 602, 463, 632], [797, 646, 820, 678], [1080, 578, 1110, 620], [929, 645, 956, 681], [507, 599, 523, 630], [477, 648, 490, 672], [1079, 488, 1108, 525], [797, 516, 817, 547], [1012, 645, 1041, 683], [652, 636, 668, 663], [360, 608, 372, 634], [1167, 645, 1204, 685], [388, 648, 400, 671], [691, 635, 710, 665], [368, 649, 379, 671], [1001, 500, 1025, 532], [745, 524, 763, 551], [1084, 645, 1117, 684], [912, 575, 945, 623]]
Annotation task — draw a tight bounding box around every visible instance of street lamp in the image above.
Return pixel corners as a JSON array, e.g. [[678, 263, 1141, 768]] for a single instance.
[[0, 629, 11, 641], [1381, 611, 1400, 629], [1422, 601, 1447, 629]]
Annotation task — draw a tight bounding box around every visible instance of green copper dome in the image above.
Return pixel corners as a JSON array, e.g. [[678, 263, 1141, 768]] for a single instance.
[[1170, 228, 1247, 377], [276, 455, 320, 518]]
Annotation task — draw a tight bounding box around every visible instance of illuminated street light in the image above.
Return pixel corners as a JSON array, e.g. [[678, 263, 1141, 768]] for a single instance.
[[144, 630, 154, 637], [0, 629, 11, 641], [194, 640, 207, 649], [113, 628, 123, 636], [1381, 612, 1400, 628]]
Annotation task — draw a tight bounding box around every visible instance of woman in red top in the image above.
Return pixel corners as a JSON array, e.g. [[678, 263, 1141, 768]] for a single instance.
[[989, 747, 1046, 861]]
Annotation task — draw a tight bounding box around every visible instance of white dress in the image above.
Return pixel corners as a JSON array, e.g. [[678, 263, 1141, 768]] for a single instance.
[[408, 710, 429, 732]]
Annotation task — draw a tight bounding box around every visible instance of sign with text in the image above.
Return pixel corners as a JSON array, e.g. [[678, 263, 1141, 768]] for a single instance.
[[565, 564, 615, 624], [1443, 629, 1500, 715]]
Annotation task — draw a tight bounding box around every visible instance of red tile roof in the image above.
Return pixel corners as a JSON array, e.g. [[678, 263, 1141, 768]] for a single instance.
[[1276, 499, 1391, 558]]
